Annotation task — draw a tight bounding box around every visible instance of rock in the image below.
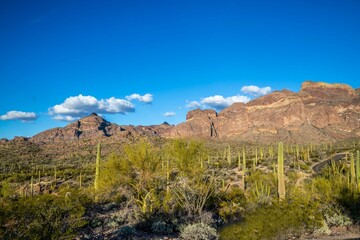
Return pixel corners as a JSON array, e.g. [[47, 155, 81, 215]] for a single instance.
[[186, 109, 217, 120], [12, 136, 29, 142], [164, 109, 218, 138], [31, 113, 172, 143], [163, 81, 360, 144]]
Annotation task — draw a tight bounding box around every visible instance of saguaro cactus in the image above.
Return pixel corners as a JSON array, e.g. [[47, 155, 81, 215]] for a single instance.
[[79, 171, 82, 189], [356, 150, 360, 189], [242, 147, 246, 172], [227, 145, 231, 166], [166, 158, 170, 194], [54, 166, 57, 185], [242, 147, 247, 191], [277, 142, 285, 201], [94, 143, 101, 201], [350, 153, 355, 186], [38, 170, 41, 193]]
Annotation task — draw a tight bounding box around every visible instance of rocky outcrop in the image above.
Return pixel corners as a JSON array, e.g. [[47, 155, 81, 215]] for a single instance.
[[163, 81, 360, 143], [31, 113, 172, 143], [12, 136, 30, 142], [162, 109, 218, 139]]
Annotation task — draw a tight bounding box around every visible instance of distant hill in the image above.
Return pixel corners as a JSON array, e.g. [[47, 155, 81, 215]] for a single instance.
[[31, 113, 172, 143], [3, 81, 360, 145]]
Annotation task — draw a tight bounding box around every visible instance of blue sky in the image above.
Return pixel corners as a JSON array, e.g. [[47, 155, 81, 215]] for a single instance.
[[0, 0, 359, 139]]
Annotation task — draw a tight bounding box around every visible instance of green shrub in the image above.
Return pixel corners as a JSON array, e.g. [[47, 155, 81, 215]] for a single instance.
[[218, 188, 246, 222], [324, 210, 352, 227], [0, 190, 88, 239], [172, 170, 221, 217], [313, 220, 331, 236], [180, 222, 218, 240], [220, 188, 322, 240], [165, 139, 207, 176], [0, 180, 14, 198]]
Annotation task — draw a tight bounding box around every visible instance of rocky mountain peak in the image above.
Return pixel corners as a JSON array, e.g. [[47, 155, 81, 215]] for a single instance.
[[68, 113, 109, 128], [30, 112, 173, 143], [164, 81, 360, 143]]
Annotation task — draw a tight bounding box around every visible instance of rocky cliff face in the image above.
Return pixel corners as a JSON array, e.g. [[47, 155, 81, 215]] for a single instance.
[[164, 109, 218, 138], [163, 81, 360, 143]]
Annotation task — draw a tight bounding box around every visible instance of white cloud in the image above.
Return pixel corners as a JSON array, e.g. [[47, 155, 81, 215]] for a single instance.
[[98, 97, 135, 113], [201, 95, 250, 110], [50, 95, 99, 115], [187, 95, 250, 111], [241, 85, 271, 96], [49, 94, 135, 120], [126, 93, 153, 104], [52, 115, 80, 122], [0, 111, 38, 122], [163, 111, 176, 117], [186, 84, 272, 111], [186, 101, 201, 109]]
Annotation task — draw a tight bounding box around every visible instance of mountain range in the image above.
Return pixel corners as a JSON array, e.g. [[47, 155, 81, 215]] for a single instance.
[[2, 81, 359, 145]]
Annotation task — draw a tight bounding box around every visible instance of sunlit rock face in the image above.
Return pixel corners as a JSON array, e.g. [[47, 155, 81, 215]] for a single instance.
[[163, 81, 360, 144]]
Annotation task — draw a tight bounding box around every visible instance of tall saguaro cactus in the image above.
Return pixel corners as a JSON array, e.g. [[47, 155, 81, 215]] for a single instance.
[[30, 176, 34, 197], [94, 143, 101, 202], [356, 150, 360, 189], [227, 145, 231, 166], [54, 166, 57, 188], [166, 158, 170, 194], [242, 147, 246, 173], [79, 171, 83, 189], [350, 153, 355, 186], [277, 142, 285, 201]]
